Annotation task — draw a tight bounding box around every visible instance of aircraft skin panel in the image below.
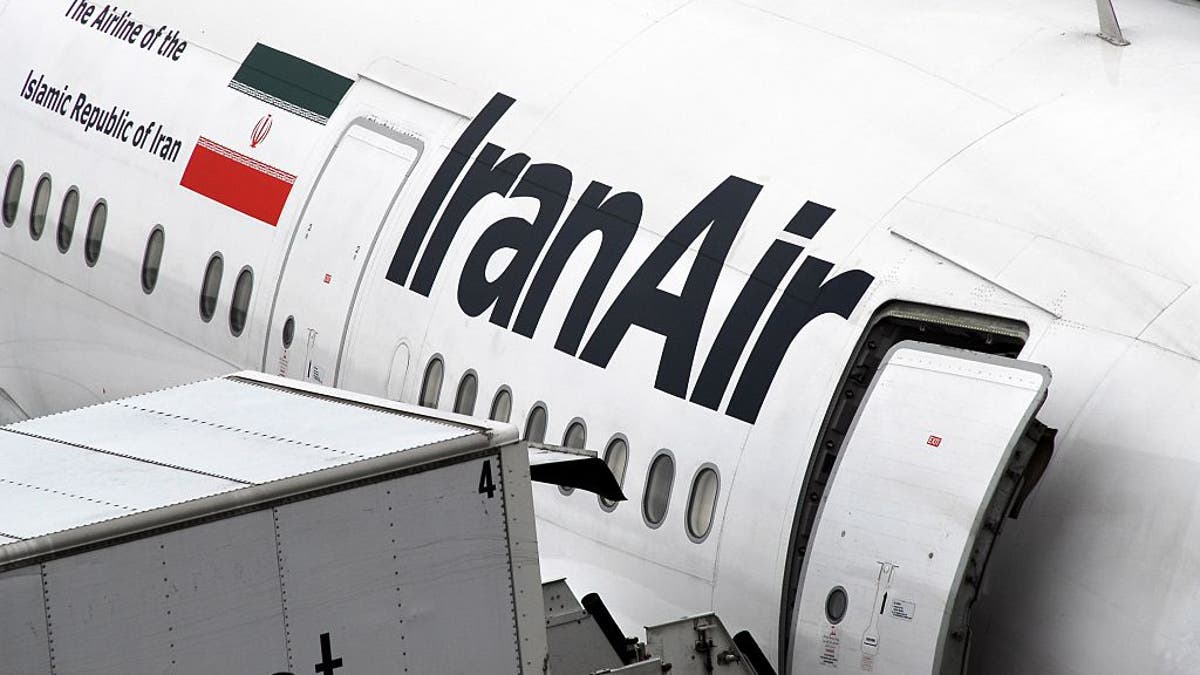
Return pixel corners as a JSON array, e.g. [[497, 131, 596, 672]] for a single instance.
[[969, 340, 1200, 674], [993, 237, 1186, 336], [1016, 323, 1132, 435], [894, 211, 1189, 337], [902, 66, 1200, 289], [1139, 285, 1200, 363], [888, 199, 1040, 284], [0, 249, 238, 415]]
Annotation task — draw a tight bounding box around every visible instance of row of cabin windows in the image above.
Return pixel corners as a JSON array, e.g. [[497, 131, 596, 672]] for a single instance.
[[199, 253, 255, 336], [418, 355, 720, 541], [4, 162, 106, 264], [3, 161, 253, 336]]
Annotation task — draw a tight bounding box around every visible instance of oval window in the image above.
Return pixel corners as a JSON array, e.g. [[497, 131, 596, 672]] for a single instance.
[[600, 437, 629, 510], [525, 404, 547, 443], [229, 267, 253, 336], [282, 316, 295, 349], [141, 226, 165, 294], [454, 371, 478, 415], [84, 200, 107, 266], [489, 387, 512, 423], [29, 174, 51, 240], [3, 162, 23, 227], [559, 420, 587, 495], [686, 466, 720, 541], [57, 187, 79, 253], [199, 254, 223, 322], [643, 451, 675, 528], [563, 421, 586, 449], [419, 356, 444, 408], [825, 587, 848, 625]]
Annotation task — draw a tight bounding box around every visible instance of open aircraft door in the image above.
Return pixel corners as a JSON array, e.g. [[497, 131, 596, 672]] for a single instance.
[[790, 342, 1052, 674]]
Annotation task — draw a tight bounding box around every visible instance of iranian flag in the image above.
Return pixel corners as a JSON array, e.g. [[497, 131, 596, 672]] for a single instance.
[[180, 44, 352, 225]]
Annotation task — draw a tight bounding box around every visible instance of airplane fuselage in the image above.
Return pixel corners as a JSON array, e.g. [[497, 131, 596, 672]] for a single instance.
[[4, 0, 1200, 672]]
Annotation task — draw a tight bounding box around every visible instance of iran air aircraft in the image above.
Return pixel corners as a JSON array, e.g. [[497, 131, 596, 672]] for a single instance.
[[1, 0, 1198, 672]]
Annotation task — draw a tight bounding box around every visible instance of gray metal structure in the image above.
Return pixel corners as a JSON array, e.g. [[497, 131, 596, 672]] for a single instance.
[[0, 372, 546, 674], [1096, 0, 1130, 46]]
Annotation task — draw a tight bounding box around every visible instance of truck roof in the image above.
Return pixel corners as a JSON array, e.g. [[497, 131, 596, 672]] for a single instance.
[[0, 372, 518, 564]]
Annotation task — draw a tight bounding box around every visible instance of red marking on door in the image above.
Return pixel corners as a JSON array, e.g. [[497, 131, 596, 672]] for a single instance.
[[927, 435, 942, 447], [323, 274, 332, 284], [251, 114, 273, 148]]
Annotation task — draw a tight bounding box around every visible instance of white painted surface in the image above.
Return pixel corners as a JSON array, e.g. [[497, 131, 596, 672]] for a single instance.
[[792, 344, 1048, 673], [0, 374, 479, 542], [6, 457, 528, 674], [267, 121, 419, 387], [1, 0, 1200, 672], [0, 431, 242, 510], [0, 479, 131, 539], [276, 458, 522, 674], [0, 567, 51, 674], [0, 373, 540, 674]]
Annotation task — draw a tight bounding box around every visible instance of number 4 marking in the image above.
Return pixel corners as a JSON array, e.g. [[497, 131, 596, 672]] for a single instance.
[[478, 459, 496, 499]]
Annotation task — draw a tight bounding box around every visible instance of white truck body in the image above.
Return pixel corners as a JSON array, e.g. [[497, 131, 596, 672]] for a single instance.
[[0, 372, 546, 675]]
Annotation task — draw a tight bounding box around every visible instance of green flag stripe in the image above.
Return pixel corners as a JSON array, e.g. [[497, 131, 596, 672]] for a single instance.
[[231, 44, 353, 123]]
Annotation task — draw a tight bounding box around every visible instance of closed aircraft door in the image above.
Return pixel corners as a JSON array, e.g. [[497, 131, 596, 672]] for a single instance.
[[790, 342, 1052, 674], [267, 121, 419, 386]]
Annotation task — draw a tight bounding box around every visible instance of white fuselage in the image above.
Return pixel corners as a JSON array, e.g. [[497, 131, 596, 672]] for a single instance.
[[3, 0, 1200, 672]]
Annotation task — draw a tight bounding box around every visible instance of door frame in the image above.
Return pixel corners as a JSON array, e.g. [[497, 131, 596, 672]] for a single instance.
[[261, 114, 424, 384]]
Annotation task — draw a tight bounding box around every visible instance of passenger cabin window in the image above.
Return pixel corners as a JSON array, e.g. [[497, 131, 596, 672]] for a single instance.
[[642, 451, 675, 528], [600, 436, 629, 510], [84, 200, 107, 266], [282, 316, 295, 349], [29, 174, 50, 240], [141, 226, 165, 294], [686, 466, 720, 542], [525, 404, 548, 443], [489, 387, 512, 423], [229, 267, 253, 336], [419, 356, 444, 408], [563, 421, 586, 449], [559, 420, 587, 495], [57, 187, 79, 253], [199, 253, 222, 322], [4, 162, 24, 227], [454, 371, 478, 415]]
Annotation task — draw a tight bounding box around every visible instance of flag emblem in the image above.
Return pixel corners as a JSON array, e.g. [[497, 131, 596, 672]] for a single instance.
[[251, 114, 273, 148], [179, 44, 353, 225], [228, 43, 352, 125], [180, 137, 296, 226]]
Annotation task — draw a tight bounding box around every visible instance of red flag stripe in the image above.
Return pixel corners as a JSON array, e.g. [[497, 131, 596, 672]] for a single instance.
[[179, 137, 295, 226]]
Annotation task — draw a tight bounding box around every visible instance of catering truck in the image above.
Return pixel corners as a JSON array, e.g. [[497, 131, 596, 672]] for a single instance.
[[0, 372, 549, 674]]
